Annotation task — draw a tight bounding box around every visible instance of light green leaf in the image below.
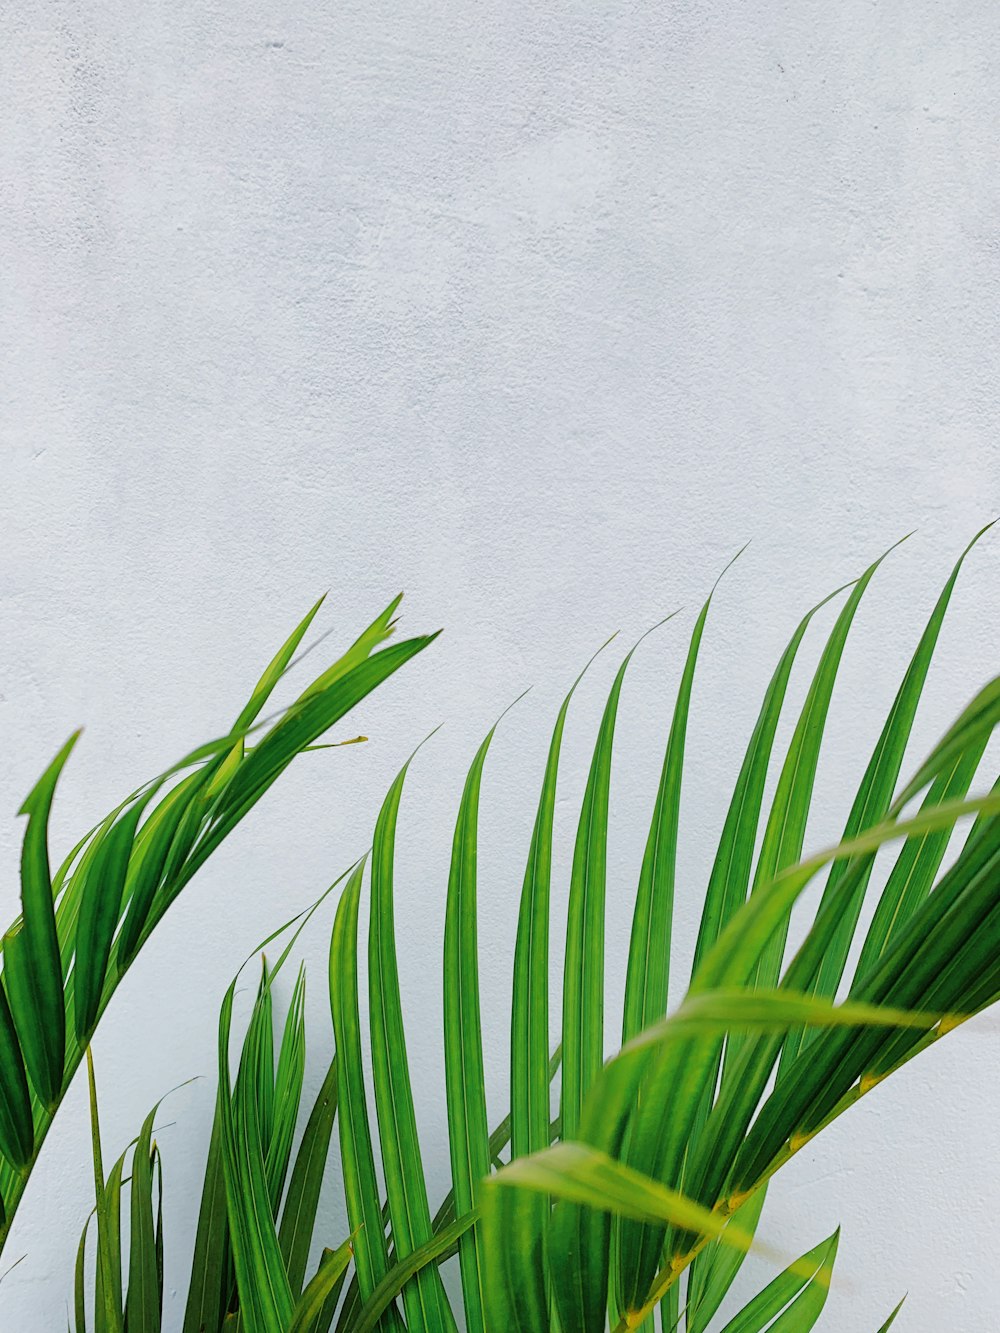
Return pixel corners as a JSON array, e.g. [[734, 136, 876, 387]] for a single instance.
[[368, 760, 456, 1333], [875, 1295, 906, 1331], [443, 714, 507, 1333], [330, 862, 402, 1331], [287, 1238, 354, 1333], [716, 1228, 838, 1333]]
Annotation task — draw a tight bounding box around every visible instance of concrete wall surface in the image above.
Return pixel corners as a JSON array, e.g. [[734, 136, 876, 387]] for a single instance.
[[2, 2, 999, 1328]]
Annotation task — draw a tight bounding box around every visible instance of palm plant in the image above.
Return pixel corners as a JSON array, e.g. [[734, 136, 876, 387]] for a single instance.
[[0, 595, 436, 1254], [56, 532, 1000, 1330]]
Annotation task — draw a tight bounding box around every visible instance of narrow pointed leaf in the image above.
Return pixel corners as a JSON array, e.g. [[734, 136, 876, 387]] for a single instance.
[[329, 863, 402, 1330], [75, 797, 152, 1041], [563, 636, 647, 1140], [182, 1097, 230, 1333], [853, 743, 986, 984], [556, 635, 653, 1333], [86, 1049, 124, 1333], [233, 596, 328, 733], [206, 630, 437, 860], [279, 1055, 339, 1296], [685, 1190, 768, 1333], [443, 719, 503, 1333], [296, 595, 402, 705], [0, 978, 33, 1168], [624, 580, 728, 1043], [126, 1106, 162, 1333], [217, 972, 293, 1333], [716, 1228, 838, 1333], [10, 732, 80, 1105], [785, 526, 991, 1066], [266, 967, 306, 1208], [353, 1212, 479, 1333], [117, 771, 210, 970], [287, 1238, 354, 1333], [509, 647, 607, 1329], [621, 548, 892, 1311], [369, 762, 456, 1332], [746, 544, 898, 998], [75, 1210, 93, 1333], [876, 1295, 906, 1331]]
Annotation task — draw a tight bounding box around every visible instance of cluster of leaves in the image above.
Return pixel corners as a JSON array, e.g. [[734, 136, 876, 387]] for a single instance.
[[0, 595, 437, 1252], [12, 535, 1000, 1332]]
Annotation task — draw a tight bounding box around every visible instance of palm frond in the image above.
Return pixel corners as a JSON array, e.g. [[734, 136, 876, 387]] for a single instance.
[[58, 538, 1000, 1333], [0, 597, 434, 1250]]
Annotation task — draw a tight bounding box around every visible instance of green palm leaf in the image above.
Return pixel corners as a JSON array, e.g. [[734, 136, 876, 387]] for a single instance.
[[686, 1190, 768, 1333], [279, 1054, 340, 1297], [875, 1295, 906, 1330], [783, 522, 993, 1068], [443, 714, 507, 1333], [715, 1228, 838, 1333], [125, 1102, 163, 1333], [508, 640, 610, 1325], [217, 966, 294, 1333], [556, 631, 652, 1332], [9, 732, 80, 1109], [330, 860, 402, 1331], [368, 758, 456, 1333], [286, 1239, 354, 1333], [181, 1095, 230, 1333], [616, 547, 888, 1312]]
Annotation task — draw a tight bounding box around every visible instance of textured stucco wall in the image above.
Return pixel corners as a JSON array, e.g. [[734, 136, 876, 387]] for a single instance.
[[2, 2, 1000, 1328]]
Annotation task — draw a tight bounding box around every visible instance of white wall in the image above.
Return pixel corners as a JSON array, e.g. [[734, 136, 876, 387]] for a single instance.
[[2, 2, 1000, 1328]]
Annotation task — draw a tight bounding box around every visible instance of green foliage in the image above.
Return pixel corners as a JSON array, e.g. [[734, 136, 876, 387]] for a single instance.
[[0, 595, 436, 1247], [10, 540, 1000, 1331]]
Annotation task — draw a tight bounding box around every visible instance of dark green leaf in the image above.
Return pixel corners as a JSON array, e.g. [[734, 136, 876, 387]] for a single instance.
[[10, 732, 80, 1105], [279, 1055, 339, 1297]]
